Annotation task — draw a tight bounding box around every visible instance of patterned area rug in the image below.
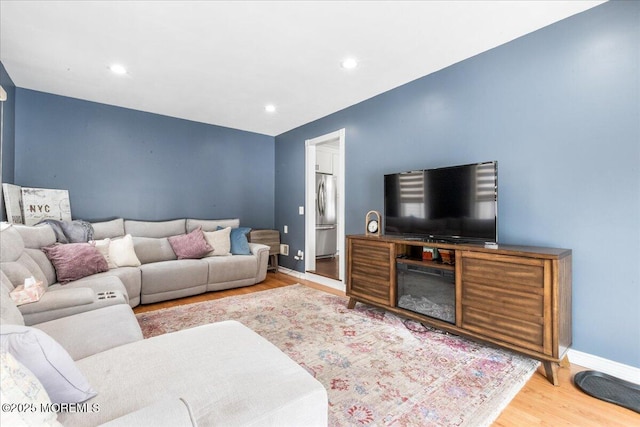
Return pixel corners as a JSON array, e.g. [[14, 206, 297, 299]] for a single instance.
[[136, 284, 539, 426]]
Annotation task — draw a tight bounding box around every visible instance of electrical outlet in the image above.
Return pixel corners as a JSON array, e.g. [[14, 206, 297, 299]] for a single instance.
[[280, 244, 289, 256]]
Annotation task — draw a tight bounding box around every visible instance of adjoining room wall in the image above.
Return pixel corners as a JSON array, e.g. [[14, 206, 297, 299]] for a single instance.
[[275, 1, 639, 367], [14, 89, 275, 228], [0, 62, 17, 221]]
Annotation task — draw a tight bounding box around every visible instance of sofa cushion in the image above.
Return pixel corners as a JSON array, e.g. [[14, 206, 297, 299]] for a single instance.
[[205, 255, 257, 283], [228, 226, 252, 255], [60, 321, 328, 427], [203, 227, 232, 256], [35, 304, 143, 361], [0, 223, 25, 262], [125, 219, 185, 238], [91, 218, 125, 240], [99, 398, 196, 427], [24, 247, 57, 287], [0, 325, 97, 404], [12, 223, 57, 249], [168, 228, 212, 260], [109, 235, 141, 267], [42, 243, 109, 284], [186, 218, 239, 232], [1, 224, 54, 289], [140, 260, 208, 295], [0, 351, 62, 427], [1, 253, 49, 290], [132, 237, 177, 264], [0, 276, 25, 325]]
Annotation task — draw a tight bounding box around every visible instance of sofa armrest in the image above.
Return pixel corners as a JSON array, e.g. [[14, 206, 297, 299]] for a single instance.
[[248, 242, 269, 256], [18, 287, 94, 315], [98, 397, 197, 427], [20, 284, 129, 326], [249, 243, 270, 283]]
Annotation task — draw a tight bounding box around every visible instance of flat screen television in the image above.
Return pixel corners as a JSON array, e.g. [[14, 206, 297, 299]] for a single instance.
[[384, 161, 497, 243]]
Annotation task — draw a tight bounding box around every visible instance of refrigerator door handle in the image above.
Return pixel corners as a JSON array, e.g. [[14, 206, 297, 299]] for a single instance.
[[317, 180, 325, 216], [316, 225, 336, 230]]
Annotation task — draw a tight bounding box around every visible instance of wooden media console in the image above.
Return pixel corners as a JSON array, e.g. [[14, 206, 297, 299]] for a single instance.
[[346, 234, 572, 385]]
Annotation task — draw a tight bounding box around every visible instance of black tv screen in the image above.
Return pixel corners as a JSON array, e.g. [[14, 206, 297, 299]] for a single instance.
[[384, 161, 497, 243]]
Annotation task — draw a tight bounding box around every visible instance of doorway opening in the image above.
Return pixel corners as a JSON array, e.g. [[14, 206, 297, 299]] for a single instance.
[[305, 129, 345, 291]]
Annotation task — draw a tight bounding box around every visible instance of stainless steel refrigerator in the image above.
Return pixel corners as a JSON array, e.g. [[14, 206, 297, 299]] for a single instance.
[[316, 173, 337, 258]]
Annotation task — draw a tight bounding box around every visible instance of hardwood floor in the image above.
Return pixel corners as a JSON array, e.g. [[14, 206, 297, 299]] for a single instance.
[[308, 255, 340, 280], [134, 272, 640, 426]]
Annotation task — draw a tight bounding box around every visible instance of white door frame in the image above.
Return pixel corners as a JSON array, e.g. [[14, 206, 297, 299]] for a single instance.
[[305, 128, 345, 291]]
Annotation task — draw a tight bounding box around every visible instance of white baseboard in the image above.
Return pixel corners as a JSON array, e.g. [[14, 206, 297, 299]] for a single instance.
[[279, 268, 640, 385], [568, 349, 640, 384], [279, 267, 346, 293], [278, 266, 306, 280]]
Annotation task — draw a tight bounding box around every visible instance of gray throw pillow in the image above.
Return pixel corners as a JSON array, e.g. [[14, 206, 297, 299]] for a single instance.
[[0, 324, 97, 404]]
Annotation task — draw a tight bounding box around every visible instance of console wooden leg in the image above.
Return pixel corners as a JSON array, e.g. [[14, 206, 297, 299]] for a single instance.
[[543, 361, 560, 386], [347, 298, 357, 309], [560, 355, 570, 368]]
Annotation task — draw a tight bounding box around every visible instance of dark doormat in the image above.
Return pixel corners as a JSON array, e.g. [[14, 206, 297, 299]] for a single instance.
[[574, 370, 640, 413]]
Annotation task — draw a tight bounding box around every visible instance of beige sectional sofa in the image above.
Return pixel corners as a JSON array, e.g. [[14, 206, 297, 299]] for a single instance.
[[0, 280, 328, 426], [1, 218, 269, 324], [91, 218, 270, 305], [0, 220, 328, 425]]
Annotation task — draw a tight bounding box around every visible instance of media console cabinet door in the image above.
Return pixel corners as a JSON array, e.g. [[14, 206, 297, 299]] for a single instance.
[[459, 251, 553, 356], [347, 238, 395, 307]]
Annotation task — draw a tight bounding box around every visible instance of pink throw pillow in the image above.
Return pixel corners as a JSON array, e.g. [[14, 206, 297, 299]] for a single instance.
[[168, 227, 213, 260], [42, 243, 109, 284]]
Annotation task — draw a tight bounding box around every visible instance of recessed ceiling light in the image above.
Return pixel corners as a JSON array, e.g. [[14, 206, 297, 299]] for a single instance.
[[109, 64, 127, 75], [341, 58, 358, 69], [265, 104, 276, 113]]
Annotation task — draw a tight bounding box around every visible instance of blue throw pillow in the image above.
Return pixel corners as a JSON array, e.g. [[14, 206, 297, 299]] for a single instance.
[[219, 226, 252, 255]]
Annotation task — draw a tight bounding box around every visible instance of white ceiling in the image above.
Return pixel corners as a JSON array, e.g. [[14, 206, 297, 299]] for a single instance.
[[0, 1, 605, 136]]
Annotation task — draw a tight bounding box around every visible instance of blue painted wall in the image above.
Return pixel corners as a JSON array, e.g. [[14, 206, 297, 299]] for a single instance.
[[275, 1, 639, 367], [14, 89, 275, 228]]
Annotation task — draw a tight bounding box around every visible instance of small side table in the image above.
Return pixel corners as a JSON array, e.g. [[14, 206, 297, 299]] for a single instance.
[[249, 229, 280, 272]]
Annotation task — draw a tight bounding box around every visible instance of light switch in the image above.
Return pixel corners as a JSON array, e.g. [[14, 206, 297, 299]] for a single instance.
[[299, 206, 304, 215], [284, 225, 288, 234]]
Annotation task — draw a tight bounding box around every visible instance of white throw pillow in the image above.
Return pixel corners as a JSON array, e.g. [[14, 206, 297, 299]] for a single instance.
[[0, 350, 62, 426], [109, 234, 141, 267], [90, 238, 117, 269], [0, 325, 97, 404], [203, 227, 232, 256]]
